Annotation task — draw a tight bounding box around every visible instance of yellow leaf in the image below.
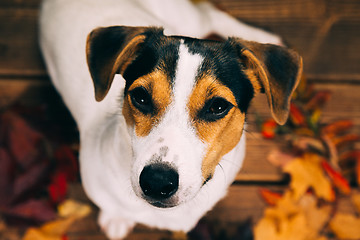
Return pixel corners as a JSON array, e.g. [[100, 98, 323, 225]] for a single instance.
[[22, 228, 61, 240], [22, 199, 92, 240], [351, 192, 360, 214], [283, 154, 334, 201], [329, 213, 360, 239], [58, 199, 91, 218], [299, 194, 332, 234], [40, 217, 76, 235], [22, 217, 75, 240], [254, 191, 328, 240]]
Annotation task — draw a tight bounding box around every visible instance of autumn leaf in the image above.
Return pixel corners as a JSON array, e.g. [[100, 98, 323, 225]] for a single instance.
[[321, 120, 353, 137], [329, 213, 360, 240], [1, 112, 45, 169], [53, 146, 78, 182], [22, 217, 76, 240], [332, 134, 360, 148], [267, 149, 297, 167], [0, 148, 14, 206], [305, 90, 331, 112], [298, 194, 332, 235], [289, 103, 306, 126], [1, 199, 57, 224], [22, 199, 91, 240], [290, 136, 326, 153], [283, 154, 335, 201], [261, 119, 278, 139], [321, 160, 351, 195], [259, 188, 282, 206], [357, 158, 360, 185], [48, 172, 68, 205], [57, 199, 91, 219], [254, 191, 329, 240], [351, 192, 360, 214]]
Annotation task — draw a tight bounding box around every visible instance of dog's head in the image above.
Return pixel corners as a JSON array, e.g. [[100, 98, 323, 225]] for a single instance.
[[86, 26, 302, 208]]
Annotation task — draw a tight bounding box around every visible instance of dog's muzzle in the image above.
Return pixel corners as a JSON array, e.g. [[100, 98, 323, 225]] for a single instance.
[[139, 162, 179, 208]]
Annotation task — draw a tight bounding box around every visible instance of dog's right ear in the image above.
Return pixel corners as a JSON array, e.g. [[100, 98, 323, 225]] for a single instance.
[[86, 26, 162, 101]]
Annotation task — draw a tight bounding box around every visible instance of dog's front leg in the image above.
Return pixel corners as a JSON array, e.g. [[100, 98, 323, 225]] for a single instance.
[[98, 210, 136, 240], [196, 2, 283, 45]]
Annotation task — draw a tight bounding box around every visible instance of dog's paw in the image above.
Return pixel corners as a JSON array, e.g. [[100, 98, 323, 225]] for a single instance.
[[98, 211, 136, 240]]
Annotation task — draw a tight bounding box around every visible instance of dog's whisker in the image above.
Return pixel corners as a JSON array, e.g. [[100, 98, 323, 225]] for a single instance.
[[216, 163, 227, 187]]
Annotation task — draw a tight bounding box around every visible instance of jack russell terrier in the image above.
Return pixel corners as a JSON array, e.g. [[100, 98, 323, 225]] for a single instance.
[[39, 0, 302, 239]]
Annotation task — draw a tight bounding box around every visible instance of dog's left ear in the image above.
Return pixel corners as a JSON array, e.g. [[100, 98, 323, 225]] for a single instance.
[[86, 26, 162, 101], [229, 38, 303, 125]]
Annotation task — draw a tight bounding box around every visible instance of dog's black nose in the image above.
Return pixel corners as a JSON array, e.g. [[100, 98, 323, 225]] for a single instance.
[[139, 163, 179, 200]]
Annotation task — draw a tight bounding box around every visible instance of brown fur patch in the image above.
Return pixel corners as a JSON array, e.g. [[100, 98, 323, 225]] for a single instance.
[[188, 75, 245, 180], [122, 70, 172, 137]]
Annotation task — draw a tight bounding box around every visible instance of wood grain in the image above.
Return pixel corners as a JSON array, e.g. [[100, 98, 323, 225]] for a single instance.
[[0, 1, 359, 80]]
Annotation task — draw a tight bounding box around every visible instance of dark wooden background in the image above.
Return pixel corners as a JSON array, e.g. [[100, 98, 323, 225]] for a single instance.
[[0, 0, 359, 239]]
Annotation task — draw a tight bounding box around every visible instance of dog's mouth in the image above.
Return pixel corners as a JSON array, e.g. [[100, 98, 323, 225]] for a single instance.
[[144, 197, 179, 208]]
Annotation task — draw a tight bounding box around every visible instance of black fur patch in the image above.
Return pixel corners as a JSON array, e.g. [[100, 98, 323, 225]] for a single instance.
[[123, 31, 180, 93], [179, 37, 254, 113]]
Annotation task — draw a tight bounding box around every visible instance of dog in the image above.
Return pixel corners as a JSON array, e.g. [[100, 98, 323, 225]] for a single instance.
[[39, 0, 302, 239]]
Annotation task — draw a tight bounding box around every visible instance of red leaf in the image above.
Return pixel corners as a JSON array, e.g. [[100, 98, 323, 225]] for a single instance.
[[0, 148, 15, 205], [289, 103, 306, 126], [12, 160, 49, 200], [1, 199, 57, 223], [259, 188, 282, 206], [262, 119, 277, 139], [62, 235, 69, 240], [1, 112, 44, 169], [48, 172, 68, 204], [321, 160, 351, 195], [54, 146, 78, 182]]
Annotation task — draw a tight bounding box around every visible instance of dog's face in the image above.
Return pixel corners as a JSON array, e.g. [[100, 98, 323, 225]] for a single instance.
[[86, 26, 302, 208]]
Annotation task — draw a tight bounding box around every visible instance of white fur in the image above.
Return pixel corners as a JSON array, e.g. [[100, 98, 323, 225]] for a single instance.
[[39, 0, 279, 238]]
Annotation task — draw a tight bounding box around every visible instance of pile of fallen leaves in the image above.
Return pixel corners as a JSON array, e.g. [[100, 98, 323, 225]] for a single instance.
[[0, 105, 91, 239], [255, 76, 360, 240]]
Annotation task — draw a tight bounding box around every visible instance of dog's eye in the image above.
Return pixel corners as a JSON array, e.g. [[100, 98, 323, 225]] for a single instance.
[[199, 97, 233, 122], [130, 87, 153, 114]]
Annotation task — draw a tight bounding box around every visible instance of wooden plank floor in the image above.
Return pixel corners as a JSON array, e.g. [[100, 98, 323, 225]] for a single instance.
[[0, 0, 359, 239]]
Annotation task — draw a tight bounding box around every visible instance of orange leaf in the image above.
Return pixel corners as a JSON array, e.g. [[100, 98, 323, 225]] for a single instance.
[[357, 158, 360, 186], [305, 91, 331, 111], [321, 120, 353, 137], [321, 160, 351, 195], [262, 119, 277, 139], [259, 188, 282, 206], [289, 103, 306, 126], [332, 134, 360, 147], [351, 192, 360, 214], [22, 217, 76, 240]]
